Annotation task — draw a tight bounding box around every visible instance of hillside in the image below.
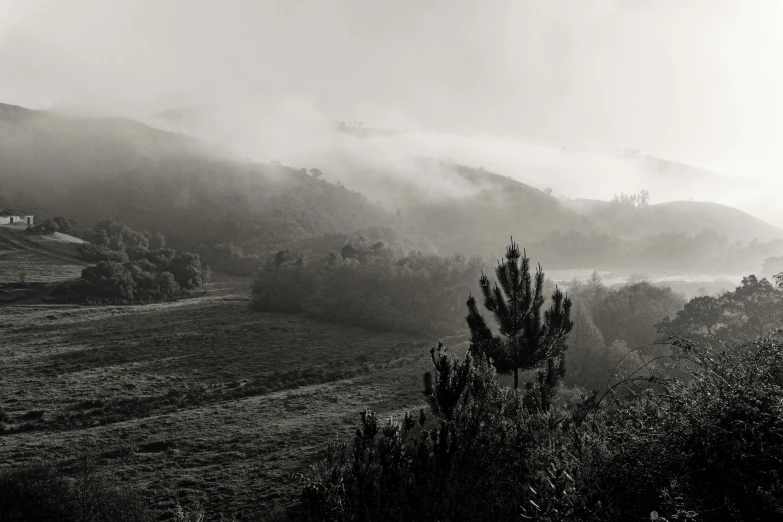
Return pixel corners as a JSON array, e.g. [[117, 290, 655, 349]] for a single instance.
[[561, 198, 783, 242], [0, 226, 86, 283], [0, 102, 595, 260], [0, 103, 391, 254], [4, 101, 782, 272], [396, 160, 594, 255]]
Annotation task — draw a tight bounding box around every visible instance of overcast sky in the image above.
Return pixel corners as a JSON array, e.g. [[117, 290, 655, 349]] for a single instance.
[[1, 0, 782, 200]]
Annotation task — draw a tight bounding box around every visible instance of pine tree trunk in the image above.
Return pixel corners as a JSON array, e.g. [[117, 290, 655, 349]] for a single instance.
[[513, 368, 519, 389]]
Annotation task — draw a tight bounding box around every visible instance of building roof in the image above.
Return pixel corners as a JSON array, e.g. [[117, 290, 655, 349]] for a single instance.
[[0, 208, 30, 217]]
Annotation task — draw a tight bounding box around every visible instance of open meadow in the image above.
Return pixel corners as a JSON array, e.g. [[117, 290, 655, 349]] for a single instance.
[[0, 227, 87, 283], [0, 277, 460, 518]]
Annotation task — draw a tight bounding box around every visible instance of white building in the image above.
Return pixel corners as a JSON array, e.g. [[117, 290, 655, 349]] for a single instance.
[[0, 209, 34, 226]]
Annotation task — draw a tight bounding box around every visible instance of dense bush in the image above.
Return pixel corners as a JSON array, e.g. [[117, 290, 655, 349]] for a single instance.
[[59, 219, 203, 304], [300, 347, 579, 522], [586, 338, 783, 520], [27, 219, 59, 235], [658, 273, 783, 343], [298, 245, 783, 521], [251, 240, 482, 334], [28, 216, 78, 236], [560, 275, 684, 392], [299, 333, 783, 522]]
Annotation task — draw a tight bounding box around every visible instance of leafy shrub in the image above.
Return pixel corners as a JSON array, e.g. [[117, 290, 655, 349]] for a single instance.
[[52, 216, 76, 235], [298, 335, 783, 521], [299, 345, 595, 522], [27, 219, 59, 235]]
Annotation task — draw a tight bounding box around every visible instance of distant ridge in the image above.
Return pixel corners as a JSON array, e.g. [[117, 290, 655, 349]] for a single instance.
[[561, 198, 783, 242], [0, 102, 37, 122]]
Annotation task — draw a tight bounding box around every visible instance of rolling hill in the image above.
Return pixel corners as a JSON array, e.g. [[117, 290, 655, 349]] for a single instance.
[[395, 160, 595, 255], [0, 103, 391, 253], [3, 101, 782, 275], [0, 225, 87, 285], [561, 198, 783, 242]]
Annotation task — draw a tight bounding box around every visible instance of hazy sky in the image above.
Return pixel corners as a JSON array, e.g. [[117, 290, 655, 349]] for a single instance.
[[1, 1, 782, 199]]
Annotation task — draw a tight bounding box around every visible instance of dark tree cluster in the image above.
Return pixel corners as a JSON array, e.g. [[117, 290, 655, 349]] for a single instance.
[[251, 240, 482, 334], [657, 273, 783, 343], [58, 219, 204, 304], [302, 342, 783, 522], [26, 216, 76, 235]]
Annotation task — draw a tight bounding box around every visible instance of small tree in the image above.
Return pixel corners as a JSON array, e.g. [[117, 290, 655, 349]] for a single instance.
[[52, 216, 75, 235], [465, 240, 573, 407]]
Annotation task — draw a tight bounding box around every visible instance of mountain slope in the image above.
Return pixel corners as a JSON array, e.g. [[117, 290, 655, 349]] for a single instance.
[[396, 160, 594, 255], [3, 101, 781, 273], [0, 103, 391, 252], [562, 198, 783, 242]]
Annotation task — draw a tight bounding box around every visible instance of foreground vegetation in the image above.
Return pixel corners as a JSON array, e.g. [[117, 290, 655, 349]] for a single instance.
[[0, 279, 431, 519], [2, 241, 783, 521], [299, 243, 783, 521], [300, 334, 783, 521]]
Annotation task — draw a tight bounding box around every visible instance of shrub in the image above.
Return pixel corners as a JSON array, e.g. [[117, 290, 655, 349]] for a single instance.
[[63, 220, 204, 304], [53, 216, 76, 235], [27, 219, 59, 235], [0, 464, 152, 522], [299, 344, 593, 522], [298, 333, 783, 522]]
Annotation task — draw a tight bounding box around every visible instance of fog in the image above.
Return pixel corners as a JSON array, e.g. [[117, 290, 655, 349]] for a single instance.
[[2, 0, 783, 223], [143, 94, 758, 214]]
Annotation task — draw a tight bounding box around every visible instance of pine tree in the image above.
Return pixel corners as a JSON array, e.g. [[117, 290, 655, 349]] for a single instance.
[[465, 239, 573, 408]]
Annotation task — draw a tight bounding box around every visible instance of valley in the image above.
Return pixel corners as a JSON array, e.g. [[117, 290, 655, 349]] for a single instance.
[[0, 276, 447, 517], [2, 4, 782, 519]]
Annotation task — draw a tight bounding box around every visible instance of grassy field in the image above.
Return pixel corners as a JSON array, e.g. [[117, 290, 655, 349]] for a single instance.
[[0, 276, 464, 519], [0, 226, 87, 283]]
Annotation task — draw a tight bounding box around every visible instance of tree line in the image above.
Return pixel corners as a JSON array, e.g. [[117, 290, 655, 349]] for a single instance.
[[251, 238, 482, 334]]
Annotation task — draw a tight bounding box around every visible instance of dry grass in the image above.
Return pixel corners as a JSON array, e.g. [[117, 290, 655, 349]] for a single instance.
[[0, 226, 86, 283], [0, 277, 466, 518]]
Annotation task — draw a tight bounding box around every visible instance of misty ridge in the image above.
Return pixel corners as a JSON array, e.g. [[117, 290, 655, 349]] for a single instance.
[[2, 100, 782, 282], [2, 1, 783, 521]]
